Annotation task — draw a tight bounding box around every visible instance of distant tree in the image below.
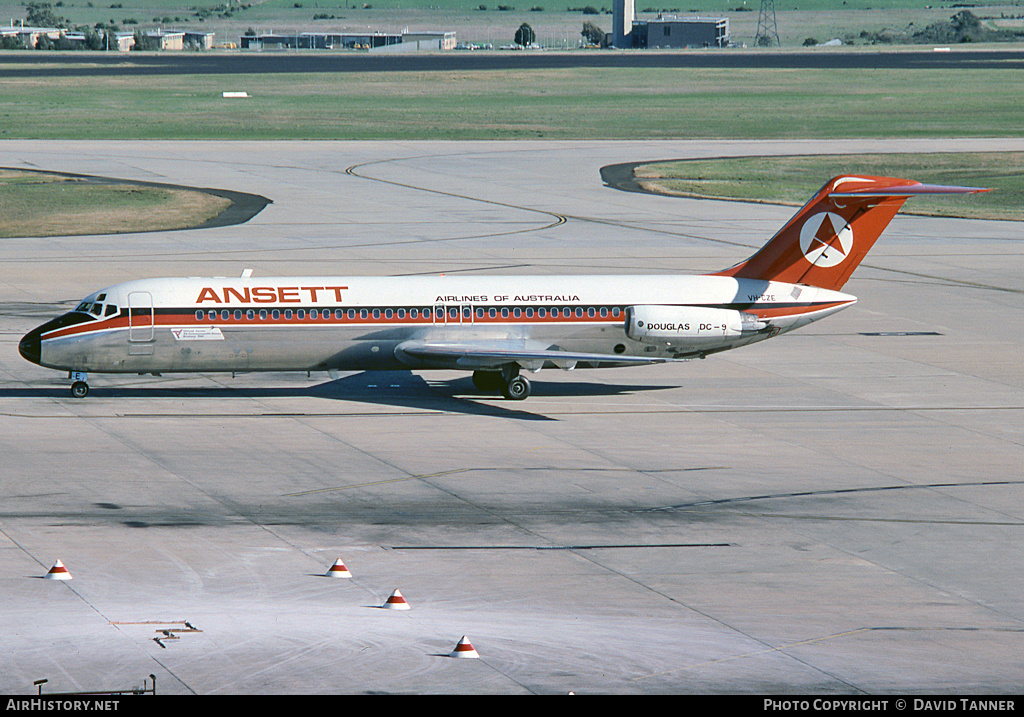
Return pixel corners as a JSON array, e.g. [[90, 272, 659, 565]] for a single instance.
[[132, 29, 158, 50], [802, 37, 817, 46], [581, 20, 603, 45], [951, 9, 980, 35], [83, 27, 104, 49], [514, 21, 535, 46], [910, 9, 1015, 44], [26, 2, 68, 27]]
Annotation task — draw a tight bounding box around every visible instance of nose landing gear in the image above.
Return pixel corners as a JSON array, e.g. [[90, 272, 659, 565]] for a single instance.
[[69, 371, 89, 398]]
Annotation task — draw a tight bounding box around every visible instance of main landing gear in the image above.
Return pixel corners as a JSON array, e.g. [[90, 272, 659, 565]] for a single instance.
[[472, 366, 531, 401]]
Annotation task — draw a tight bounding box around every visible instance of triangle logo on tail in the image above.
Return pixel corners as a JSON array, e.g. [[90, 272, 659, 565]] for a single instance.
[[799, 212, 853, 268]]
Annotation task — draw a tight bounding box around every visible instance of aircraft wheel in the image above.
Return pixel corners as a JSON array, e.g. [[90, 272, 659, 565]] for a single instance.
[[70, 381, 89, 399], [502, 375, 531, 401]]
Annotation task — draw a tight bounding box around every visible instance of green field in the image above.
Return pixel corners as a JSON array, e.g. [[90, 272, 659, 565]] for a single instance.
[[5, 0, 1024, 49], [3, 65, 1024, 140]]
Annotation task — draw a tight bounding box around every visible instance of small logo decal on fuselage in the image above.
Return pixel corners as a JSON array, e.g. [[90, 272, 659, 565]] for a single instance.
[[171, 327, 225, 341]]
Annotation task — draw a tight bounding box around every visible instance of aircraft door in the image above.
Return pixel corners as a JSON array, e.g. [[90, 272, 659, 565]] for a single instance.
[[432, 304, 474, 326], [127, 290, 155, 354]]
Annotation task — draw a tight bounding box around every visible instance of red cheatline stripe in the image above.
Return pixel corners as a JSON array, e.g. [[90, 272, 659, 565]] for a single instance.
[[40, 301, 851, 342]]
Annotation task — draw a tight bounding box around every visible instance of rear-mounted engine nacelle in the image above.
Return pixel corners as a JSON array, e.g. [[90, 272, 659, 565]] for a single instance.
[[625, 305, 766, 343]]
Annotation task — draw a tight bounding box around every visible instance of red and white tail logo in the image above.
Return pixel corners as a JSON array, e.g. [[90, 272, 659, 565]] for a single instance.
[[716, 175, 987, 291]]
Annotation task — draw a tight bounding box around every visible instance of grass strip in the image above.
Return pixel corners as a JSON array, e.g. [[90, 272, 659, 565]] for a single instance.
[[0, 170, 231, 237], [634, 153, 1024, 221]]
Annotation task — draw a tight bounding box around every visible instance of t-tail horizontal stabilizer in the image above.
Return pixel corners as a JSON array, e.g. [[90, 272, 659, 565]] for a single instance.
[[715, 175, 989, 291]]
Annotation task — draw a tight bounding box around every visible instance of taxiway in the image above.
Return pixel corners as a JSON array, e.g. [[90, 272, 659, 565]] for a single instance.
[[1, 139, 1022, 693]]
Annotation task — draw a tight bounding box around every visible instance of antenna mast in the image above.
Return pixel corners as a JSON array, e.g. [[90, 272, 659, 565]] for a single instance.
[[755, 0, 780, 46]]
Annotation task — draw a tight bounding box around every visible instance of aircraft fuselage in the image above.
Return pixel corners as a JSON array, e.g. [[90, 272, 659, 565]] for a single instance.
[[20, 273, 853, 376]]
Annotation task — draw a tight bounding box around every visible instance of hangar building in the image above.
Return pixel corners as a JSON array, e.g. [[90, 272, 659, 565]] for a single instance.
[[609, 0, 729, 48], [631, 16, 730, 48], [240, 29, 456, 51]]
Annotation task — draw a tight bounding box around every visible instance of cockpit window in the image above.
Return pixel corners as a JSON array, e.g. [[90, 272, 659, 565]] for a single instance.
[[105, 304, 118, 317], [75, 302, 91, 313], [89, 303, 102, 316]]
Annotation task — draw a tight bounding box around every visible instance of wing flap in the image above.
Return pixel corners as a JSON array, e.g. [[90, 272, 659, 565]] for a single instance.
[[395, 340, 669, 371]]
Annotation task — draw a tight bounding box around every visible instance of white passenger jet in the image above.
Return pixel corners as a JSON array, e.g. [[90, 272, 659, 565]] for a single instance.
[[19, 175, 985, 400]]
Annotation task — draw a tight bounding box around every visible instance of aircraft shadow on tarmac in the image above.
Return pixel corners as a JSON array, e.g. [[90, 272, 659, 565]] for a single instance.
[[3, 371, 676, 420]]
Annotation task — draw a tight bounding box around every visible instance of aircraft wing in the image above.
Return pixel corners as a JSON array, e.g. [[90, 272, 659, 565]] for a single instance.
[[395, 339, 672, 371]]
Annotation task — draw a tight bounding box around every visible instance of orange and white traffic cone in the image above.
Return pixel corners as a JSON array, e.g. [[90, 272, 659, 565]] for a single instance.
[[383, 589, 410, 610], [449, 636, 479, 659], [326, 559, 352, 578], [44, 560, 72, 580]]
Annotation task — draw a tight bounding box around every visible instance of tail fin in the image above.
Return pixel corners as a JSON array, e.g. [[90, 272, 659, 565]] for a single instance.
[[715, 175, 988, 291]]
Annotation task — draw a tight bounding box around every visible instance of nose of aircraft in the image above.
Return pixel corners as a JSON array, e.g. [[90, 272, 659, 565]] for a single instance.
[[19, 327, 42, 365]]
